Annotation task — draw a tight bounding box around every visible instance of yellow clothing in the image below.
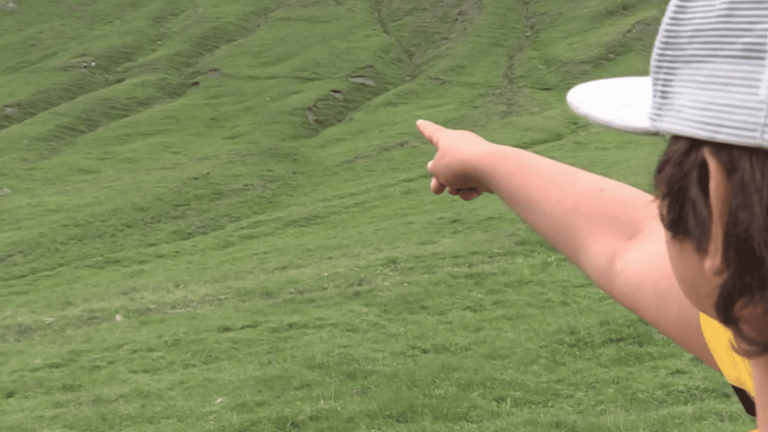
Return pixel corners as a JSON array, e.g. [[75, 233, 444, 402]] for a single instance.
[[700, 312, 755, 396], [700, 312, 756, 432]]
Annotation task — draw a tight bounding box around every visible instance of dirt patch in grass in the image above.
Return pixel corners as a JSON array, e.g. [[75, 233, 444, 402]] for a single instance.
[[206, 68, 223, 78], [0, 1, 18, 12], [330, 89, 344, 100], [348, 75, 375, 86], [302, 65, 388, 132], [56, 57, 97, 74]]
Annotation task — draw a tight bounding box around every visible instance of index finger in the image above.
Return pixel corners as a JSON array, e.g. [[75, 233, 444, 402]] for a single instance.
[[416, 119, 445, 148]]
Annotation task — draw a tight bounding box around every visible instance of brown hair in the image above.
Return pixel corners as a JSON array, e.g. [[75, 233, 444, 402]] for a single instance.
[[654, 135, 768, 358]]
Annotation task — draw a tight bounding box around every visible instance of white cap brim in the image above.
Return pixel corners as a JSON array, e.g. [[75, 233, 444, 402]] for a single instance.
[[566, 76, 657, 135]]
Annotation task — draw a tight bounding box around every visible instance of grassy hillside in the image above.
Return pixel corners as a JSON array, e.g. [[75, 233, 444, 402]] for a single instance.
[[0, 0, 755, 431]]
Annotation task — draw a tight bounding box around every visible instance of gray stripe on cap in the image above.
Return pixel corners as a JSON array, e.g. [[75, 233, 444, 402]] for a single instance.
[[650, 0, 768, 146]]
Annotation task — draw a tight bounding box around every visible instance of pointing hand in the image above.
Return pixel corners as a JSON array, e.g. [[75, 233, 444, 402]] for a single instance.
[[417, 120, 494, 201]]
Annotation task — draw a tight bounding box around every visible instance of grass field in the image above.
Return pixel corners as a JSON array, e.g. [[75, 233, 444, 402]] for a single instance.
[[0, 0, 758, 431]]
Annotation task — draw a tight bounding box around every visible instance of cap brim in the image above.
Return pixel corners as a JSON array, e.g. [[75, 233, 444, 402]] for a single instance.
[[566, 76, 657, 135]]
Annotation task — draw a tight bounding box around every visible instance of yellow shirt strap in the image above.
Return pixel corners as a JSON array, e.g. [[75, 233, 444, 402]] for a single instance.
[[699, 312, 755, 396]]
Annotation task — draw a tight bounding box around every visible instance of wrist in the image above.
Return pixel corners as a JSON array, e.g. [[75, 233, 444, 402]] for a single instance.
[[473, 142, 512, 194]]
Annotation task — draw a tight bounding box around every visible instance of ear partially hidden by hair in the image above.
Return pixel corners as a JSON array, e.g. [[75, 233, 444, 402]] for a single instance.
[[653, 136, 712, 255], [702, 146, 729, 278]]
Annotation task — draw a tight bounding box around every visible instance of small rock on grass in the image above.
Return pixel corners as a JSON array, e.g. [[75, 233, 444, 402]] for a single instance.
[[0, 1, 18, 11], [348, 76, 375, 86]]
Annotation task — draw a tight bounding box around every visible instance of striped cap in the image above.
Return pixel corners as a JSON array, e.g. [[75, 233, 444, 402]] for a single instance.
[[566, 0, 768, 148]]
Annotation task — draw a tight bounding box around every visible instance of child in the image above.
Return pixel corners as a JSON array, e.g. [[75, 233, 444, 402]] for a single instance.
[[418, 0, 768, 430]]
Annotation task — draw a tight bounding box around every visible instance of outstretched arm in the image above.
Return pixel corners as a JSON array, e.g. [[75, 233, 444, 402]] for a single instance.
[[418, 120, 658, 280], [419, 120, 723, 372]]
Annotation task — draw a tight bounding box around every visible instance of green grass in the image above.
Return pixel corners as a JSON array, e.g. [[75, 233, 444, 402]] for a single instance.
[[0, 0, 756, 431]]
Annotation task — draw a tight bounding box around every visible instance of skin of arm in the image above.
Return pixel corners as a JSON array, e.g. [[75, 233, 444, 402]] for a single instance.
[[477, 141, 658, 281], [419, 120, 658, 284], [751, 356, 768, 431]]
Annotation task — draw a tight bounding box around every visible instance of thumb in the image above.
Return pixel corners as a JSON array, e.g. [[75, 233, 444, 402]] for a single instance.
[[416, 119, 445, 148]]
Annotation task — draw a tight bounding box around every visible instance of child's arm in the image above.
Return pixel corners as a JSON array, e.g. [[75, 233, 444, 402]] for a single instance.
[[419, 120, 721, 371], [418, 120, 658, 281]]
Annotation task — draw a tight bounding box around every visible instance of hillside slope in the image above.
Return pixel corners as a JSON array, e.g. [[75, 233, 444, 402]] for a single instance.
[[0, 0, 753, 431]]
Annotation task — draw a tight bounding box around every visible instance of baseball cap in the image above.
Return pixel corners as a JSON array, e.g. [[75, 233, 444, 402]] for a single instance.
[[566, 0, 768, 148]]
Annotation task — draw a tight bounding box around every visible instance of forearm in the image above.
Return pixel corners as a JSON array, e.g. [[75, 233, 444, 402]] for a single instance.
[[477, 143, 658, 277]]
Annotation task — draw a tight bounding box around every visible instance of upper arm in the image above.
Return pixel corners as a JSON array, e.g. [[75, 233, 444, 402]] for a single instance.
[[750, 356, 768, 431], [601, 220, 720, 371]]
